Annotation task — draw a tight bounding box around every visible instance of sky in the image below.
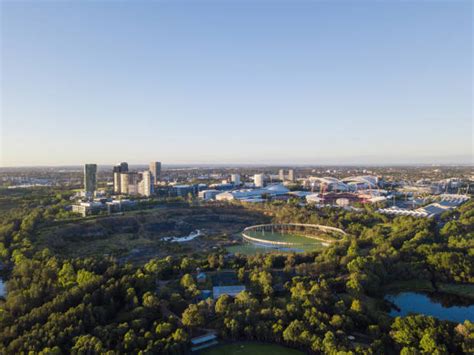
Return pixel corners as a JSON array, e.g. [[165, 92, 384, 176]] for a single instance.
[[1, 0, 472, 166]]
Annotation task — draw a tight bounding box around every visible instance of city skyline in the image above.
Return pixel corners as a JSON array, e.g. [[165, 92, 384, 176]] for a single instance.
[[1, 0, 472, 166]]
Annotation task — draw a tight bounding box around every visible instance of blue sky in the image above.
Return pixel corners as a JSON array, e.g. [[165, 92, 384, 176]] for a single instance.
[[1, 0, 472, 166]]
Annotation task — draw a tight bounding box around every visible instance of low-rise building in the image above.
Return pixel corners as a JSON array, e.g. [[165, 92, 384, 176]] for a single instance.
[[172, 184, 198, 197], [71, 201, 104, 217], [215, 184, 289, 202], [138, 171, 154, 197], [212, 285, 246, 299], [198, 189, 221, 201], [378, 194, 469, 218], [190, 333, 218, 352]]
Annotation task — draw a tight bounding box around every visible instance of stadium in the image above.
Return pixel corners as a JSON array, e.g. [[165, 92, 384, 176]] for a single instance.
[[241, 223, 347, 252]]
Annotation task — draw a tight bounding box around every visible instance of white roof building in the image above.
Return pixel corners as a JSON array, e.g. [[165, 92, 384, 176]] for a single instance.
[[198, 189, 221, 201], [215, 184, 289, 201], [378, 194, 469, 218]]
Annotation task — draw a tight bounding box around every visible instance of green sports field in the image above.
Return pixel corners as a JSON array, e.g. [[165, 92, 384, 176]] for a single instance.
[[201, 342, 304, 355], [244, 230, 325, 245]]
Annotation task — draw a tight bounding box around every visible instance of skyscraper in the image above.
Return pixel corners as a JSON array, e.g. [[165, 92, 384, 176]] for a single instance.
[[127, 172, 140, 195], [279, 169, 285, 181], [149, 162, 161, 185], [288, 169, 295, 182], [84, 164, 97, 199], [231, 174, 241, 185], [138, 171, 154, 197], [113, 165, 121, 194], [113, 162, 129, 194], [254, 174, 264, 188], [120, 162, 129, 172], [120, 173, 130, 195]]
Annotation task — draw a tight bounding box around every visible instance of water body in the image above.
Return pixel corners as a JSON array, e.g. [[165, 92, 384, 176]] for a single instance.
[[387, 292, 474, 323], [0, 278, 5, 298], [163, 230, 202, 243]]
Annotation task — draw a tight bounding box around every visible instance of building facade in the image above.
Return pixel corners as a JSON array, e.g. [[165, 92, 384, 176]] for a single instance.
[[288, 169, 295, 182], [127, 172, 140, 195], [138, 171, 154, 197], [230, 174, 241, 185], [113, 162, 129, 194], [279, 169, 285, 181], [149, 161, 161, 185], [120, 173, 130, 195], [120, 162, 129, 172], [84, 164, 97, 199], [113, 166, 121, 194], [254, 174, 264, 187]]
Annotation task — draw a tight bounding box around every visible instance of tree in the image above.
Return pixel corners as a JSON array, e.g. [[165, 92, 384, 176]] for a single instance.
[[215, 294, 231, 314], [182, 304, 204, 328], [71, 335, 104, 354], [322, 331, 337, 353], [237, 267, 245, 282], [180, 274, 195, 289], [76, 269, 100, 287], [350, 299, 363, 313], [155, 322, 173, 338], [142, 292, 160, 310], [283, 320, 305, 344], [58, 262, 76, 288]]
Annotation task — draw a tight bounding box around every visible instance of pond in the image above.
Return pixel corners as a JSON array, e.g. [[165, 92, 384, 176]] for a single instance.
[[0, 278, 5, 298], [387, 292, 474, 323]]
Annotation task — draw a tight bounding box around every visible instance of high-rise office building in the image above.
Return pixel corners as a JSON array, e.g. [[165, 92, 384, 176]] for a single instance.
[[113, 162, 129, 194], [120, 162, 129, 172], [84, 164, 97, 199], [149, 162, 161, 185], [120, 173, 130, 195], [113, 165, 122, 194], [138, 171, 154, 197], [127, 172, 140, 195], [254, 174, 264, 188], [279, 169, 285, 181], [288, 169, 295, 182], [231, 174, 241, 185]]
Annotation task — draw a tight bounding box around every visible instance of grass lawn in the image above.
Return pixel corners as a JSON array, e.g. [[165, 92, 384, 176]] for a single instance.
[[201, 342, 304, 355], [245, 231, 325, 245], [226, 242, 321, 255]]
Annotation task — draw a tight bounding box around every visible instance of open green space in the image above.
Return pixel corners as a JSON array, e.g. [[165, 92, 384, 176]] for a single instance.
[[226, 243, 273, 255], [200, 342, 304, 355], [244, 230, 325, 245], [1, 186, 472, 353], [245, 231, 328, 245], [34, 205, 268, 261], [226, 241, 322, 255]]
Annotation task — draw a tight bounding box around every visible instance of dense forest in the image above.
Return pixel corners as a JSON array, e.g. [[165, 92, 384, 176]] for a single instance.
[[0, 188, 473, 353]]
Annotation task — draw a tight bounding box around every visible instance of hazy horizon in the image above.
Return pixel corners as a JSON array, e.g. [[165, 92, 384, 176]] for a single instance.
[[1, 1, 472, 166], [1, 158, 472, 169]]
